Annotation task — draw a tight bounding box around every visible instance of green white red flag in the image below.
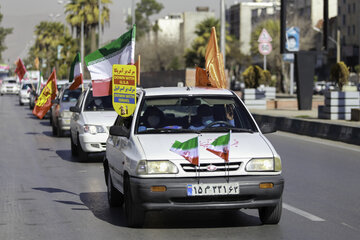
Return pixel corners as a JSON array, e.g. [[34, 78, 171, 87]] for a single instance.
[[69, 53, 83, 90], [206, 132, 231, 162], [85, 26, 136, 96], [170, 137, 199, 166]]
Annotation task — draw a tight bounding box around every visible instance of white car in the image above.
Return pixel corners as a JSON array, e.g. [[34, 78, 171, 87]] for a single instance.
[[0, 77, 19, 95], [70, 85, 117, 161], [18, 82, 37, 105], [104, 87, 284, 227]]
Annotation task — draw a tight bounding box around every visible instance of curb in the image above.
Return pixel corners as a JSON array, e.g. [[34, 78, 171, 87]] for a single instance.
[[253, 114, 360, 146]]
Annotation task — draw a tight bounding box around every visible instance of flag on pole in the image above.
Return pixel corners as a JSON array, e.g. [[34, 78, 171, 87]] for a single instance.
[[170, 137, 199, 166], [195, 67, 211, 87], [204, 27, 226, 89], [69, 53, 83, 90], [85, 26, 136, 96], [15, 58, 27, 82], [134, 55, 141, 85], [206, 132, 231, 162], [32, 69, 57, 119]]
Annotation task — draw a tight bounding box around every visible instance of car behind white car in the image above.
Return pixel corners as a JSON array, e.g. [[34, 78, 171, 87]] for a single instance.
[[70, 85, 117, 161]]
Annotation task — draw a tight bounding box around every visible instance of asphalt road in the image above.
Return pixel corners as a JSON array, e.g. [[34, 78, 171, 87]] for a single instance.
[[0, 94, 359, 240]]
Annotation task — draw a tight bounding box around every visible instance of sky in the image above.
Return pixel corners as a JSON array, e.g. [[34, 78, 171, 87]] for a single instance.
[[1, 0, 239, 65]]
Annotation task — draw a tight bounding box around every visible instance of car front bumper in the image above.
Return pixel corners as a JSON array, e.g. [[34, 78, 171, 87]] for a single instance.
[[20, 96, 30, 104], [58, 117, 71, 131], [129, 175, 284, 211], [79, 133, 108, 153]]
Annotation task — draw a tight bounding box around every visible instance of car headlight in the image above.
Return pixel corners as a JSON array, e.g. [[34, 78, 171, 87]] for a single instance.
[[136, 160, 179, 175], [60, 111, 72, 118], [246, 158, 276, 172], [83, 125, 106, 134]]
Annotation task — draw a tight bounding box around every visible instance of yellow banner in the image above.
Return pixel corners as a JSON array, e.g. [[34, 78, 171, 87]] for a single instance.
[[112, 64, 137, 117], [36, 80, 53, 107]]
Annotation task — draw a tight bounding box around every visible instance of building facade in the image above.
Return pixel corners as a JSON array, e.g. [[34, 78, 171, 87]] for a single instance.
[[337, 0, 360, 67], [228, 1, 280, 55]]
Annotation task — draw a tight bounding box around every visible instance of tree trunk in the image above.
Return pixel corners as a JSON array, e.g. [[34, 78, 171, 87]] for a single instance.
[[90, 27, 97, 53]]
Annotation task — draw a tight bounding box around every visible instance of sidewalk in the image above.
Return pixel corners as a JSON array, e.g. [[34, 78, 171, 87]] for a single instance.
[[248, 99, 360, 146]]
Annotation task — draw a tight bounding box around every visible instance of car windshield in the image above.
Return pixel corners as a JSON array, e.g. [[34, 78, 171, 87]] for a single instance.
[[135, 96, 258, 134], [22, 83, 36, 90], [83, 90, 113, 111], [62, 88, 82, 102]]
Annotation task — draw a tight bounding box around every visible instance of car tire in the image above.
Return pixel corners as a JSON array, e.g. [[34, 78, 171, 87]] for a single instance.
[[77, 136, 88, 161], [56, 121, 64, 137], [107, 171, 124, 207], [52, 124, 57, 136], [258, 197, 282, 225], [70, 134, 78, 156], [124, 176, 145, 228]]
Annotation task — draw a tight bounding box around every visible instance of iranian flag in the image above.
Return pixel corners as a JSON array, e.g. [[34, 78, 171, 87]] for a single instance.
[[170, 137, 199, 166], [206, 132, 231, 162], [68, 53, 83, 90], [15, 58, 27, 82], [85, 26, 136, 96]]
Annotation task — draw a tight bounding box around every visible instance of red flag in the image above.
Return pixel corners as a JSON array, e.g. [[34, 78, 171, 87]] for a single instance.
[[15, 58, 27, 82], [32, 69, 58, 119]]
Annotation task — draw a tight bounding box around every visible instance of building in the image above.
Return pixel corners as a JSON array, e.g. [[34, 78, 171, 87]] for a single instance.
[[150, 7, 215, 50], [228, 1, 280, 55], [337, 0, 359, 67]]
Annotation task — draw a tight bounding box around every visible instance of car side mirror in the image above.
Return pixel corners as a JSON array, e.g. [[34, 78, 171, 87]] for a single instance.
[[109, 126, 130, 138], [260, 123, 276, 134], [69, 106, 81, 113]]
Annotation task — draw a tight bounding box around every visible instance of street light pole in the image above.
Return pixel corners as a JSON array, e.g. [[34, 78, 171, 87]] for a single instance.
[[131, 0, 135, 26], [98, 0, 102, 48]]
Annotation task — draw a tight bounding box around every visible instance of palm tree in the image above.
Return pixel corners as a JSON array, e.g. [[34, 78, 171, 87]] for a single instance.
[[65, 0, 112, 53]]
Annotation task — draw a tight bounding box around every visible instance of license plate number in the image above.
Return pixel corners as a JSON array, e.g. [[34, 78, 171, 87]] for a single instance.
[[187, 183, 239, 196]]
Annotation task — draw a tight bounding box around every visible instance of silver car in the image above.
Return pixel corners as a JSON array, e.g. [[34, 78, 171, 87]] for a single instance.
[[51, 85, 82, 137], [104, 87, 284, 227]]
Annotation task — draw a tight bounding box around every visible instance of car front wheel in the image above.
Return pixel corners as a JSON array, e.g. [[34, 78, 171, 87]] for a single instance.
[[124, 176, 145, 228], [107, 171, 124, 207], [77, 136, 88, 161], [70, 134, 78, 156], [258, 197, 282, 224]]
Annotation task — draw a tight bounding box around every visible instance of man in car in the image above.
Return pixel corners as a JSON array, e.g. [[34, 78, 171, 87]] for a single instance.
[[189, 104, 215, 130]]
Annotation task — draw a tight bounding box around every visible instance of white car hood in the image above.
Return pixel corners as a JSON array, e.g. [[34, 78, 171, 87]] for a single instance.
[[136, 133, 274, 160], [82, 111, 117, 126]]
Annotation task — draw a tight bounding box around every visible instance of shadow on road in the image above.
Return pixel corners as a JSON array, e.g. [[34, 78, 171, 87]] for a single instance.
[[39, 121, 50, 127], [42, 131, 53, 137], [32, 187, 77, 195], [56, 150, 104, 163], [79, 191, 262, 229]]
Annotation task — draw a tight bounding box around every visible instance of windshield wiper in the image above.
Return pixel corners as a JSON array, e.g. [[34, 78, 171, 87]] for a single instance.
[[139, 128, 201, 134], [201, 126, 254, 133]]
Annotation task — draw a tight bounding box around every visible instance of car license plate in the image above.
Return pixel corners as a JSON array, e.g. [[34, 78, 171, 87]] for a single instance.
[[187, 183, 239, 196]]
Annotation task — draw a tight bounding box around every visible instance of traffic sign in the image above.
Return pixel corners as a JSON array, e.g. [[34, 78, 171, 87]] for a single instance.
[[258, 42, 272, 55], [258, 28, 272, 43]]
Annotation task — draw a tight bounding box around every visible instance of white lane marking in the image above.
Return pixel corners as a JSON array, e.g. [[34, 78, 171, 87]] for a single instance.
[[78, 170, 87, 173], [283, 203, 326, 222], [275, 131, 360, 153], [341, 222, 358, 232]]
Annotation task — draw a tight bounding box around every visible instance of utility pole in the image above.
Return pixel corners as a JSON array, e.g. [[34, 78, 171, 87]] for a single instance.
[[98, 0, 102, 48], [132, 0, 135, 26]]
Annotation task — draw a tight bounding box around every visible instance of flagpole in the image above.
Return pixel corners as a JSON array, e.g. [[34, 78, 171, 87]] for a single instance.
[[81, 14, 85, 92]]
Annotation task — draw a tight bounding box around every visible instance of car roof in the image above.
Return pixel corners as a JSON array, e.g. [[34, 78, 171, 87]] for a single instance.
[[142, 87, 233, 97]]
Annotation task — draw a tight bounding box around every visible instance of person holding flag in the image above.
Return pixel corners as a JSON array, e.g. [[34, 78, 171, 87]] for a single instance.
[[69, 53, 83, 90]]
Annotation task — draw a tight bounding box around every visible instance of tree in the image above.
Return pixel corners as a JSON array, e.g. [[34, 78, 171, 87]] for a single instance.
[[330, 61, 349, 91], [26, 21, 77, 78], [135, 38, 184, 72], [184, 18, 238, 69], [65, 0, 112, 53], [0, 5, 13, 62], [242, 65, 265, 88], [126, 0, 164, 39]]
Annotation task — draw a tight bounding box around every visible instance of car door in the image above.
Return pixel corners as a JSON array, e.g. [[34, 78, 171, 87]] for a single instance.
[[107, 115, 132, 193], [71, 90, 86, 142]]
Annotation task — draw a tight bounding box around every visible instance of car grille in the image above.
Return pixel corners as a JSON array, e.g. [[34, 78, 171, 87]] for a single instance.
[[181, 162, 241, 173], [100, 143, 107, 148]]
